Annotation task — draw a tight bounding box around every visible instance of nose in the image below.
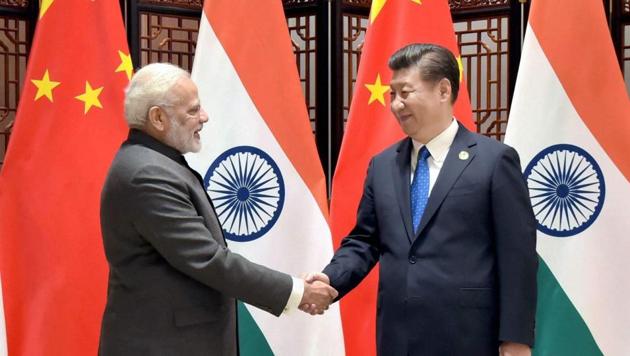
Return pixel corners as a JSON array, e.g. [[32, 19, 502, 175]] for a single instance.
[[390, 96, 404, 112], [200, 108, 209, 123]]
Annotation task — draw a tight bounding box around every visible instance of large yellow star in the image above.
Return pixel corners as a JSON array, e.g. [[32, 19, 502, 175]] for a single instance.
[[370, 0, 388, 24], [372, 0, 421, 23], [115, 50, 133, 80], [75, 81, 104, 114], [457, 55, 464, 82], [39, 0, 54, 19], [31, 70, 61, 102], [365, 74, 390, 106]]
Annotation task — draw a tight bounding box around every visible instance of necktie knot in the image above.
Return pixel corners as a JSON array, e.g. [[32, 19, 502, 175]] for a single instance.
[[418, 146, 430, 162]]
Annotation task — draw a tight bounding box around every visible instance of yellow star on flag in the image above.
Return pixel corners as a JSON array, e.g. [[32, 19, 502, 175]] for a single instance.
[[39, 0, 54, 19], [115, 50, 133, 80], [457, 55, 464, 82], [31, 70, 61, 102], [370, 0, 388, 24], [75, 81, 104, 114], [371, 0, 421, 24], [365, 74, 390, 106]]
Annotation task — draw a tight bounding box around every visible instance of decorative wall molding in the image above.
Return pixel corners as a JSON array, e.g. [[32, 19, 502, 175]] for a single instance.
[[138, 0, 202, 10], [0, 0, 28, 7], [450, 0, 509, 10], [342, 0, 371, 9]]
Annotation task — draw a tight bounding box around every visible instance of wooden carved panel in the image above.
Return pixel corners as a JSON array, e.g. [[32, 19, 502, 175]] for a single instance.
[[341, 0, 511, 10], [450, 0, 509, 10], [0, 0, 28, 7], [0, 15, 29, 166], [139, 11, 199, 70], [455, 16, 510, 140], [342, 0, 371, 8], [283, 0, 318, 6], [138, 0, 202, 10], [288, 14, 318, 132], [624, 24, 630, 92], [342, 13, 369, 125]]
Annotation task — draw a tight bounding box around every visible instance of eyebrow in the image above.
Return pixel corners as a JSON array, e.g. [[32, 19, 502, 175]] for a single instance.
[[390, 83, 412, 90]]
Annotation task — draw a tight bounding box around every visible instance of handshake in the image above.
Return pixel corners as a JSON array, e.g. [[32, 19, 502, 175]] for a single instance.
[[298, 272, 337, 315]]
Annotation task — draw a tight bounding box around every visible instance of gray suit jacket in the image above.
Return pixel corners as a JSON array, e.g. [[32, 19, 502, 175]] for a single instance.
[[99, 130, 293, 356]]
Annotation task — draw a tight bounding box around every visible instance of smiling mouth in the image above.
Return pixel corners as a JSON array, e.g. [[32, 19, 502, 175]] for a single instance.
[[398, 114, 412, 122]]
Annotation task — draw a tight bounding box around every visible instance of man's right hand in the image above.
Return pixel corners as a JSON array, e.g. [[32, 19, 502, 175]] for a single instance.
[[299, 274, 337, 315], [303, 272, 330, 285]]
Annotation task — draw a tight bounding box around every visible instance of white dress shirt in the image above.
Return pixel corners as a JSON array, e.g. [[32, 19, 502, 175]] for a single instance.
[[410, 119, 459, 193], [283, 276, 305, 314]]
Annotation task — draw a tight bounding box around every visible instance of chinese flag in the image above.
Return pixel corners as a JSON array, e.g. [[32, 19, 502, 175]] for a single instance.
[[0, 1, 130, 354], [329, 1, 474, 355]]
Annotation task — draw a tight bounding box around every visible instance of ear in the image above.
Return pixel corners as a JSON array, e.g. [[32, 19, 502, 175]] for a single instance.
[[147, 106, 167, 132], [438, 78, 452, 103]]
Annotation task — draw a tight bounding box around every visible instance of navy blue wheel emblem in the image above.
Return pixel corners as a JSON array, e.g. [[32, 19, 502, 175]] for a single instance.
[[523, 144, 605, 237], [204, 146, 285, 242]]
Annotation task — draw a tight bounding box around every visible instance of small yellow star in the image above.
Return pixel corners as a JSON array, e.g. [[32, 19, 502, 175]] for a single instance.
[[75, 81, 104, 114], [115, 50, 133, 80], [39, 0, 54, 19], [457, 56, 464, 82], [411, 0, 422, 4], [365, 74, 390, 106], [31, 70, 61, 102]]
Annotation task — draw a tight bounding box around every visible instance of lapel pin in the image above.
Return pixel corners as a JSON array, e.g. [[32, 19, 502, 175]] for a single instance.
[[458, 151, 469, 160]]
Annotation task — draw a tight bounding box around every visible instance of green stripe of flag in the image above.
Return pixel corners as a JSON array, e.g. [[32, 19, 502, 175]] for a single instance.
[[238, 301, 274, 356], [534, 256, 602, 356]]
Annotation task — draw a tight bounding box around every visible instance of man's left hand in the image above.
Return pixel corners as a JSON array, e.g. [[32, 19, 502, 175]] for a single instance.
[[499, 342, 531, 356]]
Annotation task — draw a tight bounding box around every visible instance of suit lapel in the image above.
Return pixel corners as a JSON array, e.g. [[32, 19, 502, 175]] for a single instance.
[[392, 138, 415, 243], [415, 125, 477, 240]]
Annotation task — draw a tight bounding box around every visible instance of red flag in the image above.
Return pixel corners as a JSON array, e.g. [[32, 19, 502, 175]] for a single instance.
[[0, 1, 130, 354], [330, 1, 474, 355]]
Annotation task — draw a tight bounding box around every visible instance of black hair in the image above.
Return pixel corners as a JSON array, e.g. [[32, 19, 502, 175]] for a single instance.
[[388, 43, 460, 103]]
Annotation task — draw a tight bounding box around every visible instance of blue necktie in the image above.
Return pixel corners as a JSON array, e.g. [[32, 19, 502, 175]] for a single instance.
[[411, 146, 430, 233]]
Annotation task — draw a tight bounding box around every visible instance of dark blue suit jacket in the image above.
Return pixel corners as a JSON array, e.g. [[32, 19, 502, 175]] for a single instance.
[[323, 124, 537, 356]]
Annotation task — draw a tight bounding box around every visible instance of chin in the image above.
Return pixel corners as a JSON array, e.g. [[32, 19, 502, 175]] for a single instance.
[[189, 142, 202, 153], [400, 126, 417, 138]]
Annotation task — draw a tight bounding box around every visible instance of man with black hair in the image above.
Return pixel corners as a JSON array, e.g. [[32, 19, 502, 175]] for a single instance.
[[305, 44, 537, 356]]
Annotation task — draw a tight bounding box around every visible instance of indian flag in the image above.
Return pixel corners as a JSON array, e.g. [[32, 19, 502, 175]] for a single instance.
[[186, 1, 345, 355], [505, 0, 630, 355]]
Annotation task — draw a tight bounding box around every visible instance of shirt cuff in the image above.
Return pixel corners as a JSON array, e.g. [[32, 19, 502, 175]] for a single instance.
[[282, 276, 305, 314]]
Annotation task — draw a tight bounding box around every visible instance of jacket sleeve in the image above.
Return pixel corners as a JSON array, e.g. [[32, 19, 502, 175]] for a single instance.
[[128, 164, 293, 316], [323, 159, 381, 299], [491, 146, 538, 346]]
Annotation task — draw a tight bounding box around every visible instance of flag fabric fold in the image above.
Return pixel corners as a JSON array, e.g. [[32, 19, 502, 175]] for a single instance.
[[505, 0, 630, 354], [187, 1, 344, 355], [0, 279, 6, 356], [0, 1, 130, 354], [329, 1, 474, 355]]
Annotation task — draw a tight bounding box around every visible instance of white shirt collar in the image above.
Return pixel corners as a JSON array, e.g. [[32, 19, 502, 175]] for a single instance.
[[411, 119, 459, 163]]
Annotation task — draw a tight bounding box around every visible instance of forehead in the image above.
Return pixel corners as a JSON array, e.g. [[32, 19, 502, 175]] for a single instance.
[[390, 66, 424, 87], [170, 77, 199, 104]]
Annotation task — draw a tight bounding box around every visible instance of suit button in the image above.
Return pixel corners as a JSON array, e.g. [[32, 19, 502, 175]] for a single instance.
[[409, 255, 417, 264]]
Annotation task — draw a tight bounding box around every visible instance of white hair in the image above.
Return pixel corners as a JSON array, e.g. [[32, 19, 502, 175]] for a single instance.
[[124, 62, 190, 129]]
